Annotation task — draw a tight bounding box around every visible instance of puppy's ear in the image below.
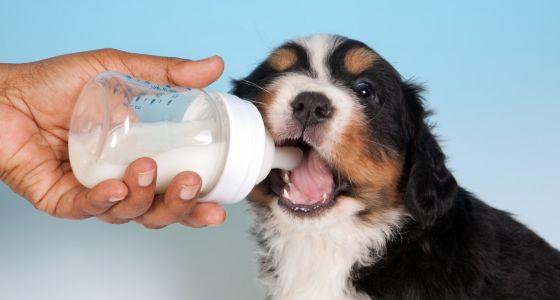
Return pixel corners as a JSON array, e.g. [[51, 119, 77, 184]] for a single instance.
[[232, 43, 304, 100], [230, 61, 275, 101], [402, 81, 459, 229]]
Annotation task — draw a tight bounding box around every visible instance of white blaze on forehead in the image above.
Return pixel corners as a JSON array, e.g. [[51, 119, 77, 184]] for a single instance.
[[266, 34, 363, 159], [294, 34, 342, 79]]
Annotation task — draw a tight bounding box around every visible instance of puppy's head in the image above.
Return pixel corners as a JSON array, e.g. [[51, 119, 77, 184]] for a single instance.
[[233, 34, 457, 231]]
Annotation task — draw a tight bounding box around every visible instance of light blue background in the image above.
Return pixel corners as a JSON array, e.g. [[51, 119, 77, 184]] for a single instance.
[[1, 1, 559, 299]]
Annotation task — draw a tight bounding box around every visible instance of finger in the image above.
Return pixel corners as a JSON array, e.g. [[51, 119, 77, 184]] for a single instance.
[[98, 157, 156, 222], [134, 171, 201, 229], [168, 56, 225, 88], [90, 49, 181, 85], [75, 179, 128, 216], [103, 50, 224, 87], [96, 212, 130, 224], [180, 202, 226, 228]]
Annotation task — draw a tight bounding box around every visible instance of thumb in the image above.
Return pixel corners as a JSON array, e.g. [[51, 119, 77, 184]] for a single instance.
[[169, 56, 225, 88], [109, 50, 224, 88]]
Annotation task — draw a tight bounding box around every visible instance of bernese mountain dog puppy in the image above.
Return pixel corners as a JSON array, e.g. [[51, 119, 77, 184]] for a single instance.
[[231, 34, 560, 300]]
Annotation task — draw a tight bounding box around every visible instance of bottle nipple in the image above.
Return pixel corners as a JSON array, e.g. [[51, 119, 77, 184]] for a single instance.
[[256, 132, 304, 184], [272, 146, 303, 171]]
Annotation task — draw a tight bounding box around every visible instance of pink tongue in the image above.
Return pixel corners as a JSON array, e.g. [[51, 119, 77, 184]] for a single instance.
[[287, 150, 334, 205]]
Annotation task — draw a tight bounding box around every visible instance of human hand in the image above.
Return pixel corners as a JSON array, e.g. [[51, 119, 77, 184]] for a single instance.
[[0, 49, 226, 228]]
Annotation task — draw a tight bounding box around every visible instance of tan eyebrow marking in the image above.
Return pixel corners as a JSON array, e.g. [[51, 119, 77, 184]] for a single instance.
[[344, 47, 378, 75], [268, 48, 298, 72]]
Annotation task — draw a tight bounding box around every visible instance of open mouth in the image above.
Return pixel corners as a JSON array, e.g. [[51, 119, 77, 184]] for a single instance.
[[269, 139, 349, 216]]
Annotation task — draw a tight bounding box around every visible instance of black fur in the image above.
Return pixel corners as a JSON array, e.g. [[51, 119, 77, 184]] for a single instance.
[[351, 82, 560, 299], [232, 36, 560, 299], [232, 42, 311, 102]]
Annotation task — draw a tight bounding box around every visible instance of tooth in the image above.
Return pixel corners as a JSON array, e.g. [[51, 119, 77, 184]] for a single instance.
[[283, 171, 290, 183], [322, 193, 328, 202], [283, 188, 290, 199]]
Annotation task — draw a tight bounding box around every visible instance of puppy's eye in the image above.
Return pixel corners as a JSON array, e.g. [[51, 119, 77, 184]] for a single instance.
[[354, 82, 376, 101]]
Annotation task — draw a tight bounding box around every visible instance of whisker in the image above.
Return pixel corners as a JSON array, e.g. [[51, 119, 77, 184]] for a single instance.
[[251, 101, 266, 108], [238, 79, 273, 95], [361, 137, 398, 155], [361, 100, 388, 125]]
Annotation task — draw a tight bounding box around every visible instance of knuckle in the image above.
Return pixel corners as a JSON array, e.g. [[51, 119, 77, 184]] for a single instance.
[[168, 205, 189, 220], [126, 196, 153, 211], [81, 204, 106, 217], [91, 48, 125, 67], [111, 202, 151, 219], [75, 192, 106, 217], [84, 196, 108, 212], [97, 48, 122, 57]]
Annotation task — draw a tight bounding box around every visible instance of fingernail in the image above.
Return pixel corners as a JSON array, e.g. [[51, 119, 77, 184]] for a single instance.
[[180, 184, 199, 201], [138, 170, 155, 187], [108, 195, 125, 203]]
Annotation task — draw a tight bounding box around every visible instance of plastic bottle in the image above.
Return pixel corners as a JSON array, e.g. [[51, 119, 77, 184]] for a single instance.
[[68, 71, 302, 204]]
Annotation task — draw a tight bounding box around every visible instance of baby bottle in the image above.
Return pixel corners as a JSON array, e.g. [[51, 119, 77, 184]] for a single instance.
[[68, 71, 302, 204]]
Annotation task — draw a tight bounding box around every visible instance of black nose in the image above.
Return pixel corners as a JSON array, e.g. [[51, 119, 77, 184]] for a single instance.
[[290, 92, 333, 126]]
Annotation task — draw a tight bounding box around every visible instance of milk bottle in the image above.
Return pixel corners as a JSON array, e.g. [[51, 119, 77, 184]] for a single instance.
[[69, 71, 302, 204]]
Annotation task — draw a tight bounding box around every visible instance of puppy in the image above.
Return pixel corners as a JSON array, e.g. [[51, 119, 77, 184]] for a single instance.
[[231, 34, 560, 300]]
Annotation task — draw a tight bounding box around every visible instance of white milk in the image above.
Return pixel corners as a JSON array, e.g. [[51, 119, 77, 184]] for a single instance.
[[69, 121, 225, 194]]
